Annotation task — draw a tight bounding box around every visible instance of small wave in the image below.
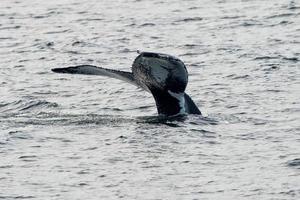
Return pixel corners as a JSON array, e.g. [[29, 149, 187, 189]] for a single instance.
[[46, 42, 54, 47], [221, 15, 245, 19], [0, 102, 10, 108], [0, 25, 21, 30], [0, 195, 35, 199], [266, 13, 298, 19], [288, 6, 300, 10], [187, 115, 219, 126], [254, 56, 299, 62], [265, 89, 284, 93], [20, 101, 58, 111], [282, 57, 298, 62], [31, 14, 48, 19], [76, 18, 104, 22], [44, 29, 69, 34], [189, 128, 217, 138], [19, 155, 38, 162], [180, 52, 201, 57], [0, 99, 58, 114], [183, 44, 200, 48], [175, 17, 203, 22], [241, 21, 262, 27], [7, 131, 33, 140], [262, 65, 280, 72], [254, 56, 279, 60], [287, 158, 300, 169], [72, 41, 83, 46], [188, 6, 201, 10], [0, 37, 14, 40], [139, 23, 156, 27], [226, 74, 251, 80]]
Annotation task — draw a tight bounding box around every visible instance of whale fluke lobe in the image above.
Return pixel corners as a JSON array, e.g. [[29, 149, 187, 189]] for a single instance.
[[52, 52, 202, 117], [52, 65, 136, 86], [184, 93, 201, 115]]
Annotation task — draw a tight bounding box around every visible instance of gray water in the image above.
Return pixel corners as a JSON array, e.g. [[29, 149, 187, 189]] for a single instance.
[[1, 0, 300, 199]]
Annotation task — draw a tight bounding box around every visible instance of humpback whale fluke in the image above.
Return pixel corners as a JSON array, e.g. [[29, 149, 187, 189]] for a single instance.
[[52, 51, 201, 116]]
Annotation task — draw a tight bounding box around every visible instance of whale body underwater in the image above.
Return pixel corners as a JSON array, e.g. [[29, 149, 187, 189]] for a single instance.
[[52, 51, 202, 117]]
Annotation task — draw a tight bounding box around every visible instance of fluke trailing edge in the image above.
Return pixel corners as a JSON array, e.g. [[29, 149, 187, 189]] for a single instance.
[[52, 51, 201, 117]]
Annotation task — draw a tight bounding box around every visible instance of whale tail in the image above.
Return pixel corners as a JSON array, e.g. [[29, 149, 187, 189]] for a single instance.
[[52, 65, 201, 116], [52, 65, 137, 86]]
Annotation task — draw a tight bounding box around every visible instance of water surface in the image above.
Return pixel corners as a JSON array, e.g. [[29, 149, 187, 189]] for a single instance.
[[0, 0, 299, 199]]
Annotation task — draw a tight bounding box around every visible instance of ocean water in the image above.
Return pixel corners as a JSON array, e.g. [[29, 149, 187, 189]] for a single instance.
[[0, 0, 299, 199]]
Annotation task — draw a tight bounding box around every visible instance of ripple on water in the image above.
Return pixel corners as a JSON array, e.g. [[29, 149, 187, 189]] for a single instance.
[[266, 13, 299, 19], [287, 158, 300, 169], [0, 99, 58, 114], [7, 131, 33, 140], [139, 23, 156, 27], [0, 196, 35, 199], [175, 17, 203, 22]]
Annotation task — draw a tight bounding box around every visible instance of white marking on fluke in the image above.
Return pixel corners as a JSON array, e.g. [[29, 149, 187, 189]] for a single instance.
[[168, 90, 186, 114]]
